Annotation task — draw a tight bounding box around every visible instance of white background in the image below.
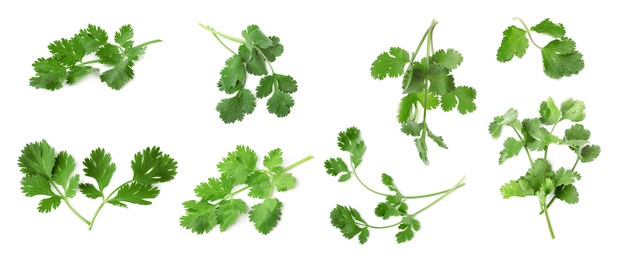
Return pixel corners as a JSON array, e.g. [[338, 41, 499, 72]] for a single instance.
[[0, 0, 615, 259]]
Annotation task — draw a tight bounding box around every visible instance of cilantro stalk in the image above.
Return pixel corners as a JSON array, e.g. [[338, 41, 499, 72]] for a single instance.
[[87, 180, 132, 230], [371, 19, 477, 165], [326, 127, 465, 244], [490, 98, 600, 239]]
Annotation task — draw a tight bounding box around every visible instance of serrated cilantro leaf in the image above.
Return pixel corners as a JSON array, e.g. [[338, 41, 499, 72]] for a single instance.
[[263, 148, 284, 173], [441, 86, 477, 114], [531, 19, 566, 38], [553, 168, 575, 187], [217, 145, 258, 185], [194, 176, 233, 201], [31, 24, 160, 90], [324, 157, 349, 177], [249, 198, 282, 234], [218, 55, 247, 94], [79, 183, 103, 199], [242, 25, 273, 49], [266, 89, 295, 117], [427, 64, 454, 96], [131, 146, 178, 185], [337, 127, 366, 167], [489, 109, 520, 139], [38, 196, 62, 213], [415, 137, 429, 165], [108, 182, 160, 207], [272, 173, 296, 192], [247, 172, 272, 199], [260, 36, 284, 62], [539, 97, 561, 125], [560, 98, 586, 122], [180, 200, 218, 234], [501, 178, 535, 198], [497, 26, 528, 62], [371, 47, 410, 79], [524, 159, 552, 191], [555, 185, 579, 204], [52, 151, 76, 189], [541, 38, 584, 79], [217, 199, 248, 231], [330, 205, 365, 243], [216, 88, 257, 123], [432, 49, 463, 70], [579, 145, 600, 163], [239, 45, 268, 76], [19, 140, 56, 178], [499, 137, 524, 164], [82, 148, 116, 192], [21, 175, 55, 197]]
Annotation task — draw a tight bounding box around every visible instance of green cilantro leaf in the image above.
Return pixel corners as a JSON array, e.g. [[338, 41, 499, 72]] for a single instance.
[[531, 19, 566, 38], [194, 176, 233, 201], [216, 88, 257, 123], [263, 148, 284, 173], [432, 48, 463, 70], [330, 205, 365, 243], [337, 127, 366, 167], [180, 200, 218, 234], [131, 146, 178, 185], [247, 172, 273, 199], [371, 47, 410, 79], [217, 145, 258, 185], [539, 97, 561, 125], [489, 109, 520, 139], [441, 86, 477, 114], [497, 26, 529, 62], [560, 98, 586, 122], [108, 182, 160, 207], [21, 174, 55, 197], [499, 137, 524, 164], [30, 24, 160, 90], [19, 140, 56, 178], [272, 173, 296, 192], [555, 185, 579, 204], [242, 25, 273, 49], [249, 198, 282, 234], [324, 157, 349, 177], [83, 148, 116, 192], [501, 178, 535, 198], [579, 145, 600, 163], [79, 183, 103, 199], [541, 38, 584, 79], [38, 196, 62, 213], [217, 199, 248, 231]]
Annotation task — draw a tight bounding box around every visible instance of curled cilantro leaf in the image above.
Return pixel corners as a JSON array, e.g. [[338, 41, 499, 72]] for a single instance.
[[181, 146, 313, 235], [200, 24, 298, 123], [326, 127, 465, 244], [17, 141, 177, 230], [371, 20, 477, 165], [489, 97, 599, 239], [30, 24, 161, 90], [497, 18, 584, 79]]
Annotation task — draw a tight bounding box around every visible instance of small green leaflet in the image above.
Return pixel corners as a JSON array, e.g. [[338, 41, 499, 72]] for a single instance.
[[370, 20, 477, 165], [326, 127, 464, 244], [30, 24, 161, 90], [489, 97, 599, 239], [181, 146, 312, 235], [497, 18, 584, 79], [202, 24, 298, 123], [17, 141, 177, 230]]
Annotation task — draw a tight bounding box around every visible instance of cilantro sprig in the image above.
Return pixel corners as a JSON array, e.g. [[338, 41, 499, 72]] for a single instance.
[[30, 24, 161, 90], [180, 146, 313, 235], [371, 19, 477, 165], [497, 18, 584, 79], [199, 24, 298, 123], [18, 140, 178, 230], [489, 98, 600, 239], [325, 127, 465, 244]]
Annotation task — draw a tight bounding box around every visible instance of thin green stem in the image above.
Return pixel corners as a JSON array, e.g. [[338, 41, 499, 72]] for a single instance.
[[571, 158, 580, 172], [350, 155, 389, 197], [541, 201, 556, 239], [282, 155, 314, 172], [541, 157, 581, 214], [405, 183, 465, 199], [420, 23, 434, 142], [211, 32, 237, 55], [513, 17, 542, 49], [544, 122, 560, 160], [134, 39, 163, 49], [88, 180, 132, 230], [227, 186, 250, 199], [360, 221, 402, 229], [512, 126, 534, 166], [412, 176, 465, 216], [80, 59, 101, 65], [198, 24, 246, 44], [50, 183, 90, 225]]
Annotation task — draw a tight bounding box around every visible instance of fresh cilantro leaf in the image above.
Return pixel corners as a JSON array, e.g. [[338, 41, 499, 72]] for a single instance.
[[337, 127, 366, 167], [131, 146, 178, 185], [497, 18, 584, 78], [79, 183, 103, 199], [18, 140, 56, 178], [499, 137, 524, 164], [203, 24, 298, 122], [501, 178, 535, 198], [21, 175, 55, 197], [52, 151, 76, 188], [555, 185, 579, 204], [497, 26, 528, 62], [560, 98, 586, 122], [82, 148, 116, 192], [441, 86, 477, 114], [249, 198, 282, 234], [330, 205, 365, 243], [371, 47, 410, 79], [531, 19, 566, 38], [180, 200, 218, 234], [579, 145, 600, 163], [182, 145, 312, 235], [415, 137, 429, 164], [324, 157, 349, 177], [30, 24, 160, 90], [427, 64, 454, 96], [396, 217, 420, 244], [553, 168, 575, 187], [489, 109, 520, 139], [38, 196, 62, 213], [539, 97, 561, 125], [564, 124, 590, 143], [217, 199, 248, 231], [432, 49, 463, 70], [108, 182, 160, 207]]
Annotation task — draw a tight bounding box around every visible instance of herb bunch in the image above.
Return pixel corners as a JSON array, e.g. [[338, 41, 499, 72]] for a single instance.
[[181, 146, 313, 235], [200, 24, 298, 123], [30, 24, 161, 90], [497, 18, 584, 79], [325, 127, 465, 244], [371, 19, 477, 165], [489, 98, 600, 238], [18, 140, 178, 230]]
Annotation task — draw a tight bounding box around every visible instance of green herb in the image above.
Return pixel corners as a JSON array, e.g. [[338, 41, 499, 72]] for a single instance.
[[30, 25, 161, 90], [18, 140, 177, 230], [325, 127, 465, 244], [199, 24, 298, 123], [497, 18, 584, 79], [370, 19, 477, 165], [181, 146, 313, 235], [489, 97, 600, 239]]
